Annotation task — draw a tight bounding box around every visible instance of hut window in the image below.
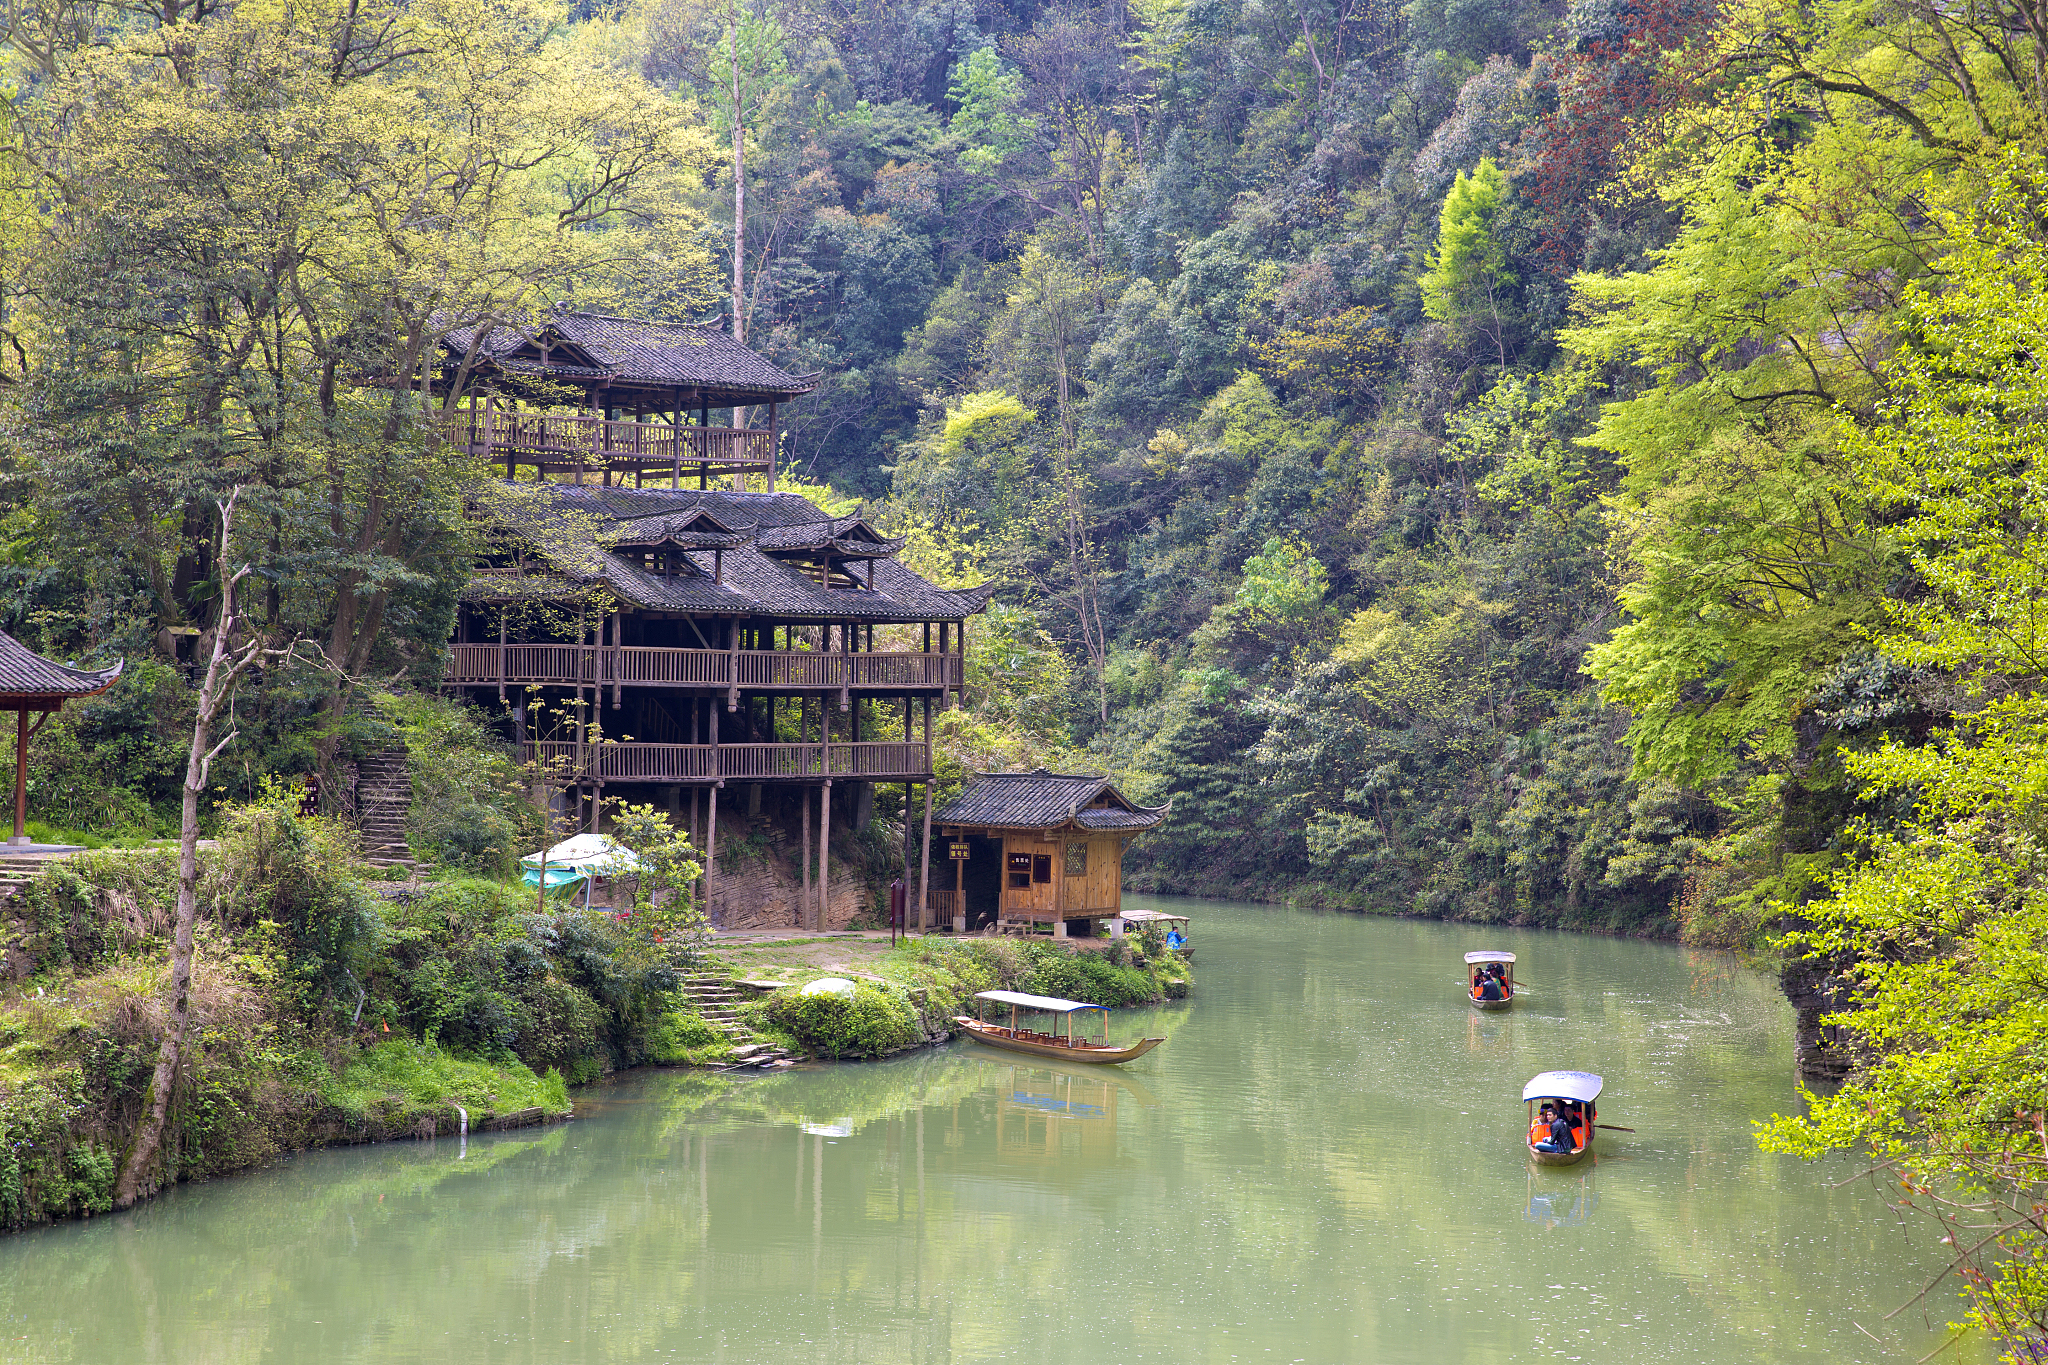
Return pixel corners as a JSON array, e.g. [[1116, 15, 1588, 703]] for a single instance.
[[1032, 854, 1051, 884], [1008, 851, 1031, 889], [1064, 842, 1088, 876]]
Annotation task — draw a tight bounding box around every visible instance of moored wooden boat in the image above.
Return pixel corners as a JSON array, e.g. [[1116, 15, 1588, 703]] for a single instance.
[[1524, 1070, 1602, 1166], [1466, 950, 1516, 1010], [954, 990, 1165, 1066]]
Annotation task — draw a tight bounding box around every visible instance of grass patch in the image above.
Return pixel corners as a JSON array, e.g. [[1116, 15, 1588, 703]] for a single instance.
[[322, 1039, 568, 1122]]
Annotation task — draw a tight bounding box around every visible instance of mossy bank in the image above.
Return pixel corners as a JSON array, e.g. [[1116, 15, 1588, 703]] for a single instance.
[[0, 812, 1190, 1231]]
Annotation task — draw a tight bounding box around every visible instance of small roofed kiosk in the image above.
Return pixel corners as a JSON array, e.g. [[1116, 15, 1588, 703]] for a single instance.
[[432, 310, 818, 493], [929, 770, 1167, 938], [0, 631, 122, 846]]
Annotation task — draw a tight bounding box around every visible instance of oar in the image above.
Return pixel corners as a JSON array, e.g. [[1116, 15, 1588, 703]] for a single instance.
[[1595, 1123, 1634, 1133]]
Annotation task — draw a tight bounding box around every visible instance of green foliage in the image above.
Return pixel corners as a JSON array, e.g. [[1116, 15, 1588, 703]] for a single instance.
[[376, 692, 537, 877], [948, 48, 1032, 174], [322, 1039, 569, 1123], [763, 982, 921, 1060], [1420, 158, 1515, 352], [213, 786, 379, 1020], [644, 1005, 731, 1065], [604, 802, 710, 969]]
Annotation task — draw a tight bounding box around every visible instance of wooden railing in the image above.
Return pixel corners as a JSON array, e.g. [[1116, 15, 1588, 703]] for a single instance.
[[524, 741, 930, 782], [448, 644, 961, 691], [927, 888, 960, 921], [449, 413, 775, 472]]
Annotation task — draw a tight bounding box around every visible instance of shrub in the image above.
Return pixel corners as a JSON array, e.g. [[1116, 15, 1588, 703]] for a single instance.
[[1019, 942, 1158, 1006], [763, 983, 921, 1059], [645, 1006, 730, 1064], [434, 803, 518, 875], [213, 788, 379, 1020]]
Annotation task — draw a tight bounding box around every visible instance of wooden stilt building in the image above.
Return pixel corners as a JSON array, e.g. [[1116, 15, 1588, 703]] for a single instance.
[[435, 310, 993, 928]]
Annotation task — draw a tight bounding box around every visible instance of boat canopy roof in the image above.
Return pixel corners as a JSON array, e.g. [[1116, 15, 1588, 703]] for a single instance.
[[1523, 1071, 1604, 1102], [975, 989, 1106, 1014], [1120, 909, 1190, 924], [1464, 950, 1516, 964]]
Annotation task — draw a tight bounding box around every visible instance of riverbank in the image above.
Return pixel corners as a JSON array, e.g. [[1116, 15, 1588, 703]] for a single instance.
[[0, 835, 1190, 1233]]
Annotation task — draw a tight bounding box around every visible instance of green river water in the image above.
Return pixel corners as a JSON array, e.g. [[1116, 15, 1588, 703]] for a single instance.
[[0, 898, 1989, 1364]]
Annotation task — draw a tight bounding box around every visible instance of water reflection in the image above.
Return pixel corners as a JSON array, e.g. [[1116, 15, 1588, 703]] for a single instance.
[[1525, 1170, 1600, 1228], [0, 899, 1994, 1365]]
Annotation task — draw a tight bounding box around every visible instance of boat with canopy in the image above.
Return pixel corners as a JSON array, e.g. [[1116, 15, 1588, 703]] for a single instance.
[[1465, 950, 1516, 1009], [954, 990, 1166, 1064], [1524, 1070, 1602, 1166]]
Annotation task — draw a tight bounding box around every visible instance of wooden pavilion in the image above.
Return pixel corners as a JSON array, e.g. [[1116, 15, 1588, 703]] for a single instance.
[[434, 310, 818, 491], [0, 631, 122, 845], [930, 771, 1167, 937]]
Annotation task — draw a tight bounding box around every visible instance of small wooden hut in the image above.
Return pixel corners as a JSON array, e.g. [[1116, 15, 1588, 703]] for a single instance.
[[929, 770, 1167, 937], [0, 631, 122, 845]]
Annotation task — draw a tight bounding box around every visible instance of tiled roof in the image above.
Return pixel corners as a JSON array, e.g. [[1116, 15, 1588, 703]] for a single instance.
[[0, 631, 123, 698], [474, 483, 993, 622], [447, 312, 816, 401], [933, 770, 1167, 831]]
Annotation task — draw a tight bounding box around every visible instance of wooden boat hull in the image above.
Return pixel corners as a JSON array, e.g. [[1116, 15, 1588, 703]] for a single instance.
[[1528, 1141, 1591, 1167], [954, 1018, 1164, 1065], [1470, 995, 1513, 1011]]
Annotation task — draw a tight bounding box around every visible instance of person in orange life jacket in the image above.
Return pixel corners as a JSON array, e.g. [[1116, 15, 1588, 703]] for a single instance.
[[1477, 972, 1504, 1001], [1532, 1105, 1576, 1153]]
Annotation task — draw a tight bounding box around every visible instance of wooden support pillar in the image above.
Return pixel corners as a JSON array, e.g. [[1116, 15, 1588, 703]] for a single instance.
[[901, 779, 913, 917], [917, 779, 933, 932], [952, 835, 966, 934], [11, 708, 25, 844], [838, 621, 850, 712], [497, 610, 507, 703], [704, 783, 718, 924], [704, 701, 720, 921], [767, 402, 778, 493], [800, 780, 812, 929], [806, 785, 823, 933], [726, 617, 739, 712], [611, 608, 622, 710]]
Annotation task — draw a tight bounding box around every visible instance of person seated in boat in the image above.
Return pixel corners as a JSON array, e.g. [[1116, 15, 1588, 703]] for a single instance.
[[1531, 1105, 1577, 1153], [1476, 972, 1505, 1002], [1488, 963, 1510, 993], [1165, 928, 1186, 950]]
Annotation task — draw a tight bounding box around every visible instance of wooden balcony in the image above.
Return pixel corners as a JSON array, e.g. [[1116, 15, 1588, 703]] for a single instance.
[[447, 643, 962, 692], [525, 741, 930, 783], [448, 412, 775, 483]]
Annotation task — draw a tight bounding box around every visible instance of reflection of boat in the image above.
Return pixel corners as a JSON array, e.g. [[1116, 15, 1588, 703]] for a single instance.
[[967, 1052, 1162, 1109], [1524, 1070, 1603, 1167], [955, 990, 1165, 1064], [1524, 1170, 1599, 1228], [993, 1063, 1129, 1166], [1465, 950, 1516, 1010]]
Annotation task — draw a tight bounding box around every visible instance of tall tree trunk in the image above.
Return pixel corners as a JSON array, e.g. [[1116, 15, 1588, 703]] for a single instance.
[[729, 22, 750, 436], [113, 491, 263, 1210]]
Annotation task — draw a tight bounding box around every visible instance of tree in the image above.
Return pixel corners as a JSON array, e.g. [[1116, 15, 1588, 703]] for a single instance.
[[1419, 157, 1516, 363], [1757, 168, 2048, 1359], [10, 0, 715, 769], [114, 491, 276, 1208]]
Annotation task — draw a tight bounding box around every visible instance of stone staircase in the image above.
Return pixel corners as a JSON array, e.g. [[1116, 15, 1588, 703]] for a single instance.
[[355, 749, 416, 875], [680, 976, 792, 1069], [0, 852, 49, 902]]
